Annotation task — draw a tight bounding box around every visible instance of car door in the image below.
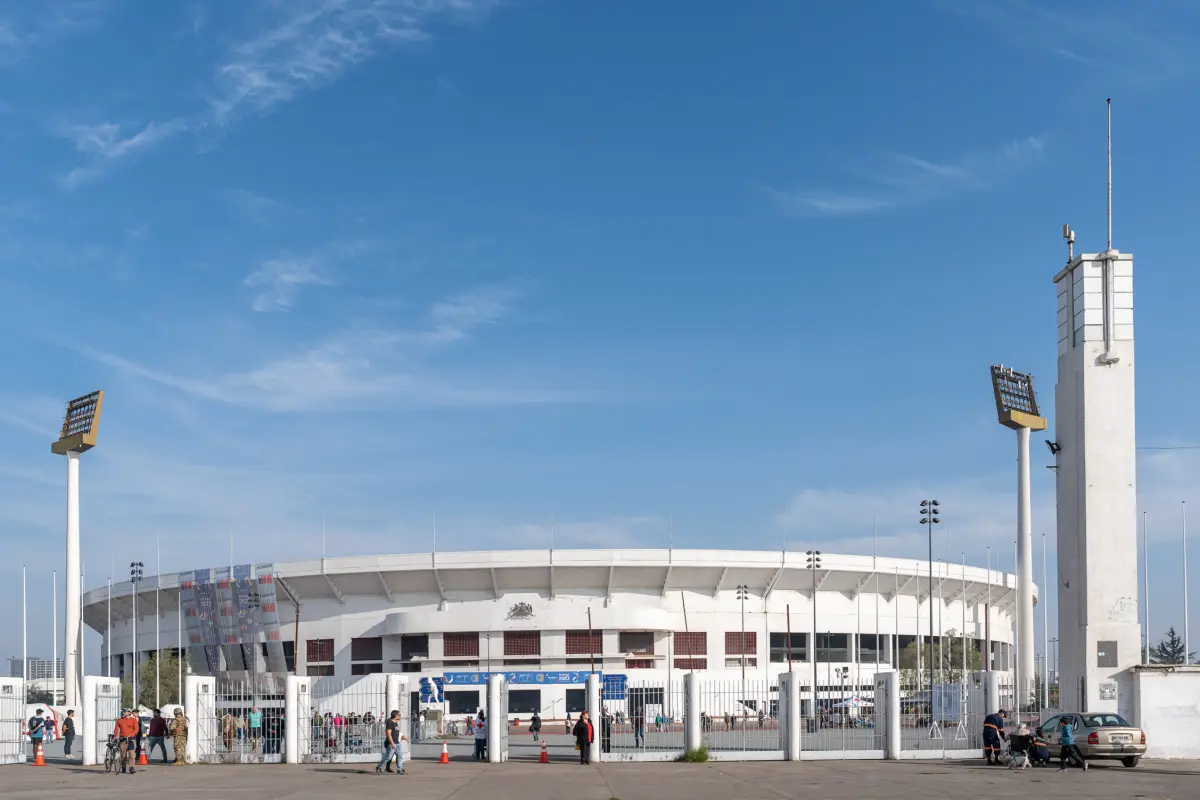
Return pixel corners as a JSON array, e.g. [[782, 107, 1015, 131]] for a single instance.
[[1041, 716, 1061, 746]]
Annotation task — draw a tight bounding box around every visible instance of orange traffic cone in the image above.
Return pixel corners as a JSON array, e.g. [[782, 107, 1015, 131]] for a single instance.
[[439, 741, 449, 764], [138, 749, 149, 766], [539, 740, 549, 763], [32, 742, 45, 766]]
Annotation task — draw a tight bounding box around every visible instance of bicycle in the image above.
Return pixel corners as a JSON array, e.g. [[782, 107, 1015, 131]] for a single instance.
[[104, 735, 121, 774]]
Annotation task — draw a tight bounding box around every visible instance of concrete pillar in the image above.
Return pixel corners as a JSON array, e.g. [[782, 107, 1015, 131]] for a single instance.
[[285, 675, 300, 764], [79, 677, 94, 766], [683, 672, 701, 752], [874, 670, 901, 759], [780, 670, 802, 760], [586, 673, 601, 763], [386, 674, 407, 767], [487, 674, 505, 763], [984, 671, 1001, 714], [185, 675, 214, 764]]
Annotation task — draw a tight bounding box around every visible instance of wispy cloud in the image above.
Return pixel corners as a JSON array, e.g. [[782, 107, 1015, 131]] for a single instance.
[[767, 136, 1045, 218], [223, 188, 278, 225], [0, 0, 108, 65], [209, 0, 501, 125], [244, 256, 332, 312], [55, 118, 187, 190]]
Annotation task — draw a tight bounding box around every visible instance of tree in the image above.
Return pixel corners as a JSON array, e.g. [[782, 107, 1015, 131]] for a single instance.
[[26, 686, 54, 705], [1149, 627, 1195, 665], [897, 630, 983, 689], [122, 650, 183, 709]]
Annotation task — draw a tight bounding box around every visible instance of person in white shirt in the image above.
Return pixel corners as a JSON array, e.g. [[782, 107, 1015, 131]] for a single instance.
[[473, 711, 487, 760]]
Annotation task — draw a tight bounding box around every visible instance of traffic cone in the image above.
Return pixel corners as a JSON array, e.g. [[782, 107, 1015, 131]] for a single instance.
[[138, 749, 149, 766], [439, 741, 449, 764], [32, 742, 45, 766], [539, 740, 549, 763]]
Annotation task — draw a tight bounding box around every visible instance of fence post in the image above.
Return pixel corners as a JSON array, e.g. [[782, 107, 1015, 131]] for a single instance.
[[875, 670, 901, 759], [79, 677, 95, 766], [486, 674, 504, 763], [285, 674, 300, 765], [984, 672, 1001, 715], [780, 671, 801, 760], [683, 672, 701, 752], [585, 673, 601, 764]]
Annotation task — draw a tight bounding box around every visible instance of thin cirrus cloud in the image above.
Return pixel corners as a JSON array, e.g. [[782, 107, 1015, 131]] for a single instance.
[[54, 118, 187, 190], [244, 256, 332, 312], [766, 136, 1045, 218]]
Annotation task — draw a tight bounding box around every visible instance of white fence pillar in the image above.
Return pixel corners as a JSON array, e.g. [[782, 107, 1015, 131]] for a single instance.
[[875, 670, 901, 760], [983, 672, 1001, 715], [82, 675, 119, 767], [185, 675, 215, 764], [486, 674, 506, 763], [586, 673, 601, 763], [285, 675, 305, 765], [780, 671, 802, 761], [386, 675, 408, 766], [683, 672, 701, 752], [0, 678, 24, 765]]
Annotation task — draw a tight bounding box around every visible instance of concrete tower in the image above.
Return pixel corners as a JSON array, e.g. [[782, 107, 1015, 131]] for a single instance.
[[1052, 103, 1140, 715]]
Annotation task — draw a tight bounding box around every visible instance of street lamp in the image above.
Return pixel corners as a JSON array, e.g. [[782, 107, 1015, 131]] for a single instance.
[[52, 390, 104, 708], [919, 501, 940, 704], [130, 561, 144, 709], [990, 365, 1046, 711], [805, 551, 822, 720], [735, 584, 750, 710]]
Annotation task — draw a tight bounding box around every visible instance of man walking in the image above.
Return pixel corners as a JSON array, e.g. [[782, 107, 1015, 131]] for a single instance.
[[62, 710, 76, 758], [1058, 717, 1088, 772], [148, 709, 170, 763], [27, 709, 46, 763], [376, 710, 408, 774]]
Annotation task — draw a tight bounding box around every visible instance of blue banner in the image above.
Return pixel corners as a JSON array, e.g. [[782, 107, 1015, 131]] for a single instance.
[[603, 674, 628, 700], [419, 676, 445, 703], [444, 671, 597, 686]]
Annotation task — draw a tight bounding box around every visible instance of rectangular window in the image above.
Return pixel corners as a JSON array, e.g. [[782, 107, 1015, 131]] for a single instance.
[[351, 637, 383, 661], [625, 659, 654, 670], [351, 662, 383, 675], [725, 657, 757, 668], [565, 630, 603, 656], [769, 632, 807, 663], [306, 638, 334, 663], [401, 663, 421, 673], [858, 634, 881, 663], [504, 631, 541, 656], [674, 657, 707, 670], [446, 690, 482, 715], [401, 634, 429, 661], [619, 632, 655, 655], [674, 632, 707, 656], [444, 632, 480, 659], [503, 659, 541, 667], [508, 689, 542, 714], [725, 631, 757, 655], [814, 633, 851, 662], [306, 664, 334, 677], [565, 688, 587, 713]]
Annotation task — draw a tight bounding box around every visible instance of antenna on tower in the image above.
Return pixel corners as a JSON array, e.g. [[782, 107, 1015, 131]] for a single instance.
[[1062, 223, 1075, 263], [1106, 97, 1113, 251]]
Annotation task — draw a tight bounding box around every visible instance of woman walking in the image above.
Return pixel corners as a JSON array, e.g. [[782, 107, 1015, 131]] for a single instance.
[[572, 711, 595, 765]]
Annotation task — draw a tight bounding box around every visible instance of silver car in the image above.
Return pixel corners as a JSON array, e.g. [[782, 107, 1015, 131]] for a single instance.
[[1041, 712, 1147, 768]]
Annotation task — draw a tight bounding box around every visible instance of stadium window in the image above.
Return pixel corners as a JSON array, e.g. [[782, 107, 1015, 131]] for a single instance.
[[444, 632, 480, 659], [507, 689, 542, 715], [724, 631, 757, 655], [351, 662, 383, 675], [446, 690, 482, 715], [565, 688, 587, 713], [724, 657, 757, 668], [769, 632, 807, 663], [814, 633, 851, 662], [857, 634, 881, 663], [625, 659, 654, 670], [306, 638, 334, 664], [282, 641, 295, 673], [673, 631, 707, 657], [674, 657, 707, 670], [306, 664, 334, 677], [619, 632, 654, 655], [401, 634, 429, 661], [565, 630, 603, 656], [350, 636, 383, 661], [503, 631, 541, 657]]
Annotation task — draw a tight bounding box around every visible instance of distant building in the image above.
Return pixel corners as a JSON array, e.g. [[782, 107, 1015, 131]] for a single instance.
[[8, 657, 65, 681]]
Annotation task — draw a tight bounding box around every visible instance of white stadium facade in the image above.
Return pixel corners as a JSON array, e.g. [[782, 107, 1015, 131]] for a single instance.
[[83, 548, 1027, 719]]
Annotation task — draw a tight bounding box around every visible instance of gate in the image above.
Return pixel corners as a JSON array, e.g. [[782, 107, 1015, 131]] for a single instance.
[[0, 679, 22, 765], [301, 675, 387, 763], [698, 679, 783, 757], [800, 677, 885, 759], [607, 679, 685, 760], [195, 679, 285, 763]]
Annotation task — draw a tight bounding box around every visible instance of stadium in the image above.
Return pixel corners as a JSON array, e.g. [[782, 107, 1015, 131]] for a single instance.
[[81, 548, 1025, 721]]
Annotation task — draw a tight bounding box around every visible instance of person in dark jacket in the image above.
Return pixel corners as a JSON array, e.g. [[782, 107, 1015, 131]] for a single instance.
[[63, 710, 77, 758], [572, 711, 595, 765], [530, 711, 541, 742], [982, 709, 1007, 765]]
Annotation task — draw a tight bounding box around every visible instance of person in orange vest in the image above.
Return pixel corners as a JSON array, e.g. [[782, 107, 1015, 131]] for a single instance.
[[113, 710, 142, 774]]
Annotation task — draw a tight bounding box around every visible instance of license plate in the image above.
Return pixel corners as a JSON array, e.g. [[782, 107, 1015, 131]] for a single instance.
[[1112, 734, 1131, 743]]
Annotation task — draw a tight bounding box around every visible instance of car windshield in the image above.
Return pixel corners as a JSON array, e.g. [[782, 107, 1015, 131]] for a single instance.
[[1080, 714, 1130, 728]]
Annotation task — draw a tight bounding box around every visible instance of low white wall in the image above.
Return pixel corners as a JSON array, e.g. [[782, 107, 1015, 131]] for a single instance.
[[1133, 667, 1200, 759]]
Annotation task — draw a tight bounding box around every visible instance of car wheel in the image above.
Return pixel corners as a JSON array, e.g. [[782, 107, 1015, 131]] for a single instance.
[[1122, 756, 1140, 768]]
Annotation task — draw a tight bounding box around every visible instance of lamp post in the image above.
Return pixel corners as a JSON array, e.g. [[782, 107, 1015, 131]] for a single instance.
[[805, 551, 822, 721], [919, 501, 940, 703], [130, 561, 144, 709], [735, 584, 750, 709], [52, 390, 105, 709]]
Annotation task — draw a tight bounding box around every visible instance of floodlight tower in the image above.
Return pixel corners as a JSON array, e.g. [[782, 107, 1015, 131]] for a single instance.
[[989, 366, 1046, 711], [51, 390, 104, 709]]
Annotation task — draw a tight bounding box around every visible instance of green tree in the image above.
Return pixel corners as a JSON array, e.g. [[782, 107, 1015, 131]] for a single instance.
[[1149, 626, 1195, 665], [898, 631, 983, 689], [122, 650, 183, 709]]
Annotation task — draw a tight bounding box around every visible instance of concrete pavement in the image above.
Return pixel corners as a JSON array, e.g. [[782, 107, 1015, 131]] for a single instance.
[[3, 758, 1198, 800]]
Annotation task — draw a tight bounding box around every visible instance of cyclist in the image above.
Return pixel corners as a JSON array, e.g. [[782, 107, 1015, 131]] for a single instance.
[[113, 709, 141, 774]]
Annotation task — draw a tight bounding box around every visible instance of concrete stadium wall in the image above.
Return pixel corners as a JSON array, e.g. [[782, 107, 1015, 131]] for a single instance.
[[1132, 666, 1200, 759]]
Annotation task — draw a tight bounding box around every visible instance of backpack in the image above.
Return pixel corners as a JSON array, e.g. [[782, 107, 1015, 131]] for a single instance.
[[28, 717, 44, 736]]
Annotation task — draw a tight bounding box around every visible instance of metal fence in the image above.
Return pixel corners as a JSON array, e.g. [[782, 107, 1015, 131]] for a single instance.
[[800, 684, 884, 755], [0, 681, 23, 765], [604, 679, 685, 755], [194, 680, 285, 763], [300, 675, 388, 763], [94, 680, 120, 765], [697, 679, 782, 752], [897, 674, 982, 754]]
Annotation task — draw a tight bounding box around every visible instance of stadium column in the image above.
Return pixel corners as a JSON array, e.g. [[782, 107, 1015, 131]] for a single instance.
[[586, 673, 601, 764], [684, 672, 701, 752]]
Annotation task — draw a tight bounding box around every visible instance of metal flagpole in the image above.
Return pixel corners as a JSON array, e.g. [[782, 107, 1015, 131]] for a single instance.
[[985, 548, 991, 673], [177, 578, 183, 705], [1042, 531, 1049, 706], [53, 570, 58, 702], [961, 553, 966, 680], [156, 536, 161, 708], [23, 566, 28, 684], [1184, 501, 1190, 664], [1143, 511, 1150, 664], [107, 578, 112, 677], [874, 517, 880, 670]]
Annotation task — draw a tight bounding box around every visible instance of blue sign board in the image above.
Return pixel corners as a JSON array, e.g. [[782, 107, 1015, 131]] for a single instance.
[[444, 671, 600, 686], [602, 674, 627, 700], [419, 676, 445, 703]]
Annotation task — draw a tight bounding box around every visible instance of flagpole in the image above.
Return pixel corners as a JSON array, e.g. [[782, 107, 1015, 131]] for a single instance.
[[874, 517, 880, 669], [53, 570, 58, 702], [1143, 511, 1150, 664], [177, 575, 183, 705], [1184, 501, 1190, 665], [22, 566, 28, 684], [156, 536, 161, 708], [961, 553, 966, 681], [986, 547, 991, 673], [107, 578, 112, 677], [1041, 530, 1049, 706]]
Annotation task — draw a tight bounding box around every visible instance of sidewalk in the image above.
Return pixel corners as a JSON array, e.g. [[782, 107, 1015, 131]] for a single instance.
[[3, 758, 1197, 800]]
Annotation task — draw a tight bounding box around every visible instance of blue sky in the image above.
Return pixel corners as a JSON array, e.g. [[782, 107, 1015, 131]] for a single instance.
[[3, 0, 1200, 663]]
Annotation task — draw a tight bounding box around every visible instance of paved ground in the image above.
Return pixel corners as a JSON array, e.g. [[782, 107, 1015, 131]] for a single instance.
[[4, 757, 1197, 800]]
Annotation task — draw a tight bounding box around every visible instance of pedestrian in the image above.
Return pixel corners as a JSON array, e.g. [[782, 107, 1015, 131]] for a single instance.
[[27, 709, 46, 762], [982, 708, 1007, 765], [249, 705, 263, 751], [170, 708, 189, 765], [376, 709, 408, 775], [1058, 717, 1088, 772], [148, 709, 170, 763], [473, 710, 487, 760], [572, 710, 595, 765], [530, 710, 541, 742], [62, 709, 76, 758]]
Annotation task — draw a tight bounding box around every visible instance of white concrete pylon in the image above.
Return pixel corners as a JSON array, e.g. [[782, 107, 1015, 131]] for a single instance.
[[65, 452, 81, 708]]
